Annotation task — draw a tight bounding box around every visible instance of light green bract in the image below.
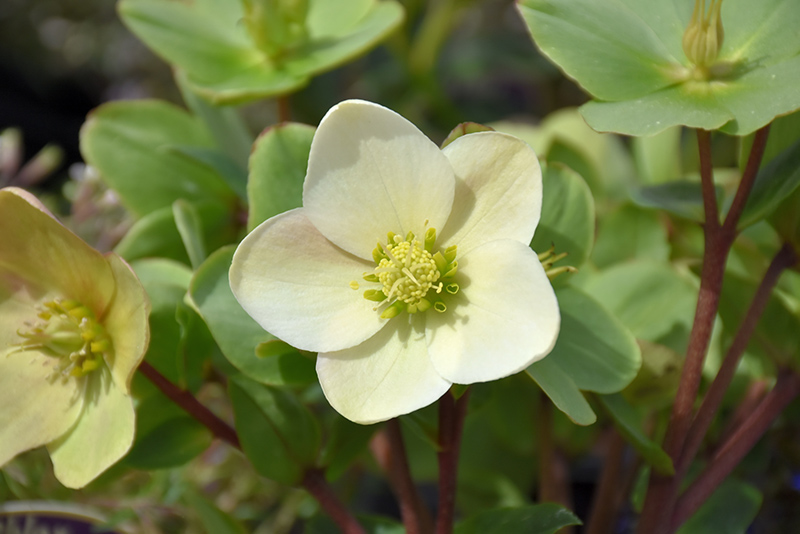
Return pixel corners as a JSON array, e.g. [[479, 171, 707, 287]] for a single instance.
[[118, 0, 404, 104], [0, 188, 150, 488], [230, 100, 560, 424], [517, 0, 800, 136]]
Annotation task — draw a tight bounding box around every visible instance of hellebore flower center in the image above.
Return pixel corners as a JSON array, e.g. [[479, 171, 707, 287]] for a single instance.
[[10, 298, 111, 382], [358, 228, 459, 318]]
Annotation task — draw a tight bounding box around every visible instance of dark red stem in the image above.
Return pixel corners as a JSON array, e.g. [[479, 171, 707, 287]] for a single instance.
[[302, 469, 367, 534], [436, 389, 471, 534], [138, 361, 240, 449], [678, 243, 797, 477], [672, 369, 800, 529]]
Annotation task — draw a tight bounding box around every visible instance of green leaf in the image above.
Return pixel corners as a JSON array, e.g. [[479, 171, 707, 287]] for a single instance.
[[247, 123, 315, 231], [319, 415, 379, 480], [228, 375, 320, 485], [592, 204, 670, 268], [119, 0, 404, 104], [519, 0, 800, 136], [125, 417, 212, 470], [547, 287, 641, 394], [598, 393, 674, 475], [254, 340, 317, 387], [526, 361, 596, 426], [676, 479, 761, 534], [131, 259, 193, 386], [80, 99, 236, 216], [190, 247, 316, 386], [172, 199, 207, 270], [177, 70, 253, 170], [172, 145, 249, 201], [632, 181, 723, 223], [517, 0, 681, 102], [454, 503, 581, 534], [184, 490, 248, 534], [738, 138, 800, 229], [531, 164, 595, 268], [581, 261, 698, 344], [115, 202, 233, 266]]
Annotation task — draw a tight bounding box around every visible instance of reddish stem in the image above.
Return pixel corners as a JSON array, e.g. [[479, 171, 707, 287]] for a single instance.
[[302, 469, 367, 534], [637, 125, 772, 534], [138, 361, 240, 449], [586, 429, 628, 534], [436, 389, 471, 534], [371, 420, 434, 534], [672, 369, 800, 530], [139, 362, 366, 534], [678, 243, 797, 477]]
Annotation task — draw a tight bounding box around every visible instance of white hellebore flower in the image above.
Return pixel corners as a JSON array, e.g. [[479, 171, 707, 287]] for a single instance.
[[230, 100, 560, 424]]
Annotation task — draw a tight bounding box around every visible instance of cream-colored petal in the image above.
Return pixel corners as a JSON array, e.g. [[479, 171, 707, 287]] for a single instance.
[[47, 367, 135, 489], [102, 254, 150, 392], [317, 318, 452, 424], [0, 188, 115, 316], [0, 346, 84, 468], [426, 239, 560, 384], [230, 208, 387, 353], [438, 132, 543, 255], [303, 100, 455, 260]]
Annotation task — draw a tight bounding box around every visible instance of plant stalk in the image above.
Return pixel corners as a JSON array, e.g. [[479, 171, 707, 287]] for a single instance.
[[436, 388, 471, 534]]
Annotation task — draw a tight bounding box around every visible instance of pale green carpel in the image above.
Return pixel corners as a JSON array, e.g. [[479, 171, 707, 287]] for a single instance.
[[0, 188, 150, 488], [230, 100, 560, 424]]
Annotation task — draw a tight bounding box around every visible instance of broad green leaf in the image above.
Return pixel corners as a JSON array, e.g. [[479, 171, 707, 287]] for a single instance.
[[632, 181, 724, 223], [580, 261, 697, 345], [531, 164, 595, 268], [172, 199, 207, 270], [131, 259, 194, 386], [228, 375, 320, 485], [190, 247, 316, 386], [254, 341, 317, 387], [319, 415, 379, 480], [248, 123, 315, 231], [119, 0, 404, 104], [547, 287, 641, 394], [184, 491, 248, 534], [598, 393, 674, 475], [172, 146, 248, 201], [622, 340, 683, 409], [177, 70, 253, 170], [454, 503, 581, 534], [518, 0, 800, 136], [592, 204, 670, 268], [526, 360, 596, 426], [517, 0, 683, 102], [676, 479, 762, 534], [738, 139, 800, 229], [633, 126, 682, 184], [125, 417, 212, 470], [114, 202, 233, 266], [80, 99, 236, 216], [493, 109, 636, 199]]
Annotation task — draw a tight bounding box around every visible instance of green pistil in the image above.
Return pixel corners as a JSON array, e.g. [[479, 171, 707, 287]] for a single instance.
[[682, 0, 724, 76], [355, 228, 459, 318], [538, 245, 577, 280], [11, 298, 111, 382]]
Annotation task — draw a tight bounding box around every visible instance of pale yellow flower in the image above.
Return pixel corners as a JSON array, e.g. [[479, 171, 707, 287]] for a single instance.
[[0, 187, 150, 488], [230, 101, 559, 424]]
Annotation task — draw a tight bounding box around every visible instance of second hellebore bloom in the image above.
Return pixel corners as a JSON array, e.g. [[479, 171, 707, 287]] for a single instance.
[[230, 100, 560, 424], [0, 188, 150, 488]]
